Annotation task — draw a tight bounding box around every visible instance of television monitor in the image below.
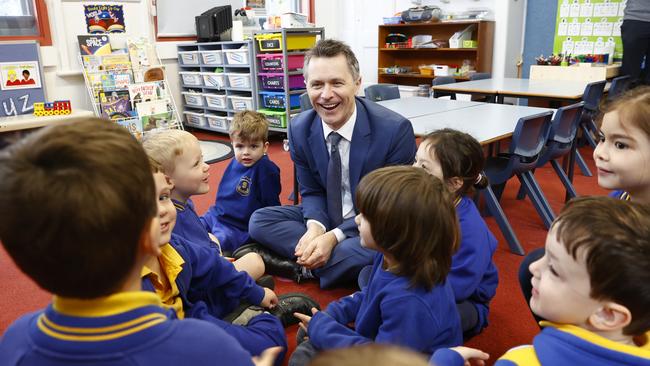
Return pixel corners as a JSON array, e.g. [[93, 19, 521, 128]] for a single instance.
[[195, 5, 233, 42]]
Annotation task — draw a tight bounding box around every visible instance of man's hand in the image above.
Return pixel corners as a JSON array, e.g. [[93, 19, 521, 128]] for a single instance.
[[294, 307, 319, 335], [296, 232, 337, 270], [260, 288, 278, 309], [252, 346, 283, 366], [295, 223, 326, 257]]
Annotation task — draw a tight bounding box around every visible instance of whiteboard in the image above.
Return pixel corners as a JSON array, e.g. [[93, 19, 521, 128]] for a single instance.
[[157, 0, 244, 37]]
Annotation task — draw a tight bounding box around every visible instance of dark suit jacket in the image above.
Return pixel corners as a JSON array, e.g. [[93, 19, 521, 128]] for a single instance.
[[288, 97, 417, 236]]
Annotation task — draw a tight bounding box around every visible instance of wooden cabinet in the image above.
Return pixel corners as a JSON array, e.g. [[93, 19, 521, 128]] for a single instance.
[[377, 20, 494, 86]]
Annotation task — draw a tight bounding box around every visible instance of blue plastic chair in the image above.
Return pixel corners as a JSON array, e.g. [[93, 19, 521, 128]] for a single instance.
[[468, 72, 495, 102], [484, 111, 555, 230], [364, 84, 400, 102], [432, 76, 457, 100], [469, 72, 491, 80], [607, 75, 631, 101], [579, 80, 606, 148], [517, 102, 585, 202], [300, 92, 312, 111]]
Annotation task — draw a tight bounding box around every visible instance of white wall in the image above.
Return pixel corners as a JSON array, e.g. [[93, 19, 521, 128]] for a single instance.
[[313, 0, 527, 91]]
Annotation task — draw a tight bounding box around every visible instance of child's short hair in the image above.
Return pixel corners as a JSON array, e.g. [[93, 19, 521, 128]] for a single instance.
[[355, 166, 459, 290], [0, 118, 157, 299], [309, 344, 429, 366], [229, 111, 269, 142], [553, 196, 650, 336], [141, 129, 197, 174], [421, 129, 488, 196], [598, 85, 650, 139]]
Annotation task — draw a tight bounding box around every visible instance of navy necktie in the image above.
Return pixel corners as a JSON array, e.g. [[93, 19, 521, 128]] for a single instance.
[[327, 132, 343, 228]]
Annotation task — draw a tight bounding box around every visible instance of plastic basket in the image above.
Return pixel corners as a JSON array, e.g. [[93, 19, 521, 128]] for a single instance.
[[184, 111, 207, 127], [205, 114, 229, 130], [201, 72, 225, 88], [228, 95, 253, 111], [179, 51, 199, 65], [226, 73, 251, 88], [257, 53, 305, 71], [256, 33, 317, 52], [182, 91, 204, 107], [260, 91, 300, 110], [203, 93, 227, 109], [259, 108, 297, 128], [200, 50, 223, 65], [223, 48, 249, 65], [179, 72, 203, 86], [259, 73, 305, 90]]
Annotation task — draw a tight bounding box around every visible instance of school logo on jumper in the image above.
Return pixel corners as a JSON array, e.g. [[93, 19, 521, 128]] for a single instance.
[[237, 176, 252, 196]]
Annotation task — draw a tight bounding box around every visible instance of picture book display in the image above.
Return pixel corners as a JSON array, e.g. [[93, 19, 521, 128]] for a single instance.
[[84, 5, 126, 34]]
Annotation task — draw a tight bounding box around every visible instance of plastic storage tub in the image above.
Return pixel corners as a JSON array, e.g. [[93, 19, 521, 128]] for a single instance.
[[257, 53, 305, 71], [201, 72, 225, 88], [228, 95, 253, 111], [223, 48, 249, 65], [203, 93, 227, 109], [200, 50, 223, 65], [260, 91, 300, 110], [205, 114, 229, 130], [259, 73, 305, 90], [184, 111, 207, 127], [258, 108, 297, 128], [181, 91, 204, 107], [178, 51, 199, 65], [179, 72, 203, 86], [256, 33, 317, 52], [226, 73, 251, 88]]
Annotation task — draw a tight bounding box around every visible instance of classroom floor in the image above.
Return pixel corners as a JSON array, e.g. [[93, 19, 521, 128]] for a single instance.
[[0, 129, 607, 365]]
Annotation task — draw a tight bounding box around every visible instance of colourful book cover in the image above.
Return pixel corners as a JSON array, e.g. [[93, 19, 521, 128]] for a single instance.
[[116, 117, 143, 140], [128, 81, 167, 108], [141, 111, 174, 132], [127, 37, 158, 68], [100, 91, 133, 120], [78, 35, 112, 55]]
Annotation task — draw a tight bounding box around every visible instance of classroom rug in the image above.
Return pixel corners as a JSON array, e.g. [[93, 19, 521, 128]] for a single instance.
[[199, 140, 233, 164]]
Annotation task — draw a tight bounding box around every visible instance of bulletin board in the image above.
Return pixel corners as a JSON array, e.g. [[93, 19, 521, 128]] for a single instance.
[[553, 0, 625, 60], [0, 42, 46, 117]]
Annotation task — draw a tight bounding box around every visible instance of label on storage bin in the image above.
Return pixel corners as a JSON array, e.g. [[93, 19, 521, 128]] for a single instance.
[[262, 39, 281, 49], [265, 96, 284, 107], [267, 116, 282, 126], [262, 59, 282, 68], [263, 76, 283, 88]]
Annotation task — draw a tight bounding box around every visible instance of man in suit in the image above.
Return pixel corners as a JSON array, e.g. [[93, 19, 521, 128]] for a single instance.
[[243, 39, 416, 289]]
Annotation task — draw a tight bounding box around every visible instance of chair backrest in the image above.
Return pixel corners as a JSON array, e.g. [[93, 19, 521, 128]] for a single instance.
[[469, 72, 491, 81], [549, 102, 585, 145], [364, 84, 400, 102], [607, 75, 631, 101], [300, 92, 313, 112], [509, 111, 554, 166], [581, 80, 606, 112], [432, 76, 457, 99]]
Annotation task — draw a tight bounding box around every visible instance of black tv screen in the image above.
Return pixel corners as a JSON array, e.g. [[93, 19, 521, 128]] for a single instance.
[[195, 5, 233, 42]]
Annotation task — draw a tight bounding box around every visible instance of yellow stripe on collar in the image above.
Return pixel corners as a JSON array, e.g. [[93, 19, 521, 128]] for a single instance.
[[620, 191, 631, 201], [453, 196, 462, 207], [498, 345, 540, 365], [541, 321, 650, 358], [37, 313, 167, 342], [53, 292, 163, 317], [173, 201, 186, 211]]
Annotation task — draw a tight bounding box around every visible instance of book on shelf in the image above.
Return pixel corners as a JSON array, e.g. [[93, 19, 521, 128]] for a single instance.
[[128, 37, 159, 68], [128, 81, 168, 108], [99, 90, 133, 120], [133, 65, 165, 83], [78, 35, 112, 56], [136, 99, 174, 132], [116, 117, 144, 140]]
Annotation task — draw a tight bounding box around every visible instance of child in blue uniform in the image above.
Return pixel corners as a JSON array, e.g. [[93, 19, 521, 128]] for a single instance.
[[202, 111, 281, 252], [412, 129, 498, 338], [0, 119, 262, 366], [142, 164, 288, 361], [142, 129, 265, 280], [290, 166, 462, 366], [493, 197, 650, 365]]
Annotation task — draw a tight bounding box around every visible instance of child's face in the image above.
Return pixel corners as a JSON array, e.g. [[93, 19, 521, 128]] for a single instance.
[[413, 140, 444, 180], [593, 111, 650, 195], [355, 213, 377, 250], [153, 172, 177, 246], [529, 225, 601, 325], [232, 137, 268, 167], [169, 138, 210, 199]]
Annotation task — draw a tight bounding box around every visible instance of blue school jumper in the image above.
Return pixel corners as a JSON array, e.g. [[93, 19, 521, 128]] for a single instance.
[[0, 292, 255, 366], [141, 235, 287, 358], [172, 198, 221, 253], [451, 196, 499, 334], [495, 322, 650, 366], [202, 155, 281, 252], [308, 253, 461, 356]]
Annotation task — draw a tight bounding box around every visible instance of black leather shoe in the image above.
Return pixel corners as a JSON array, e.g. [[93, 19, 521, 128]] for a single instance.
[[270, 293, 321, 327], [256, 274, 275, 290], [233, 243, 304, 283]]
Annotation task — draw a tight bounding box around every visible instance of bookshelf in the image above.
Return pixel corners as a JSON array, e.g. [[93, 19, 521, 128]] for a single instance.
[[177, 41, 258, 134], [377, 20, 494, 86]]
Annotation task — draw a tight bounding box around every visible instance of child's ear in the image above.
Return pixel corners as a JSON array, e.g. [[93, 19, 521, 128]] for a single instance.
[[589, 302, 632, 332], [140, 218, 162, 258], [164, 174, 174, 188], [263, 141, 269, 154], [447, 177, 464, 193]]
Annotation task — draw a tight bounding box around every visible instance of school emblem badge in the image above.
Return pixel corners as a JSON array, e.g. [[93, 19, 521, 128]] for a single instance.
[[236, 176, 251, 196]]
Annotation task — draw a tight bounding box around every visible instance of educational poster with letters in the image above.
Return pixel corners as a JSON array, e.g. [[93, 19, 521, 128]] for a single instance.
[[0, 42, 46, 117], [554, 0, 624, 60]]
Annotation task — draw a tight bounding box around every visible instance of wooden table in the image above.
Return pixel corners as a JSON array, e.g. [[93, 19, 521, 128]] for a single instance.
[[0, 110, 94, 133]]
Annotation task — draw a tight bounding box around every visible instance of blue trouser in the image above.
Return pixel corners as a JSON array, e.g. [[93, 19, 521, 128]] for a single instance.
[[249, 205, 375, 288], [189, 302, 287, 364]]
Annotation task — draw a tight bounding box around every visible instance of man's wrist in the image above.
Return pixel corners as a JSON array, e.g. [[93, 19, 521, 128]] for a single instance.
[[330, 228, 345, 243], [306, 219, 326, 234]]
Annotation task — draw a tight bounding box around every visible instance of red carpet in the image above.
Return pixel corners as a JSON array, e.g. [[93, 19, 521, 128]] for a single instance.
[[0, 130, 606, 365]]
